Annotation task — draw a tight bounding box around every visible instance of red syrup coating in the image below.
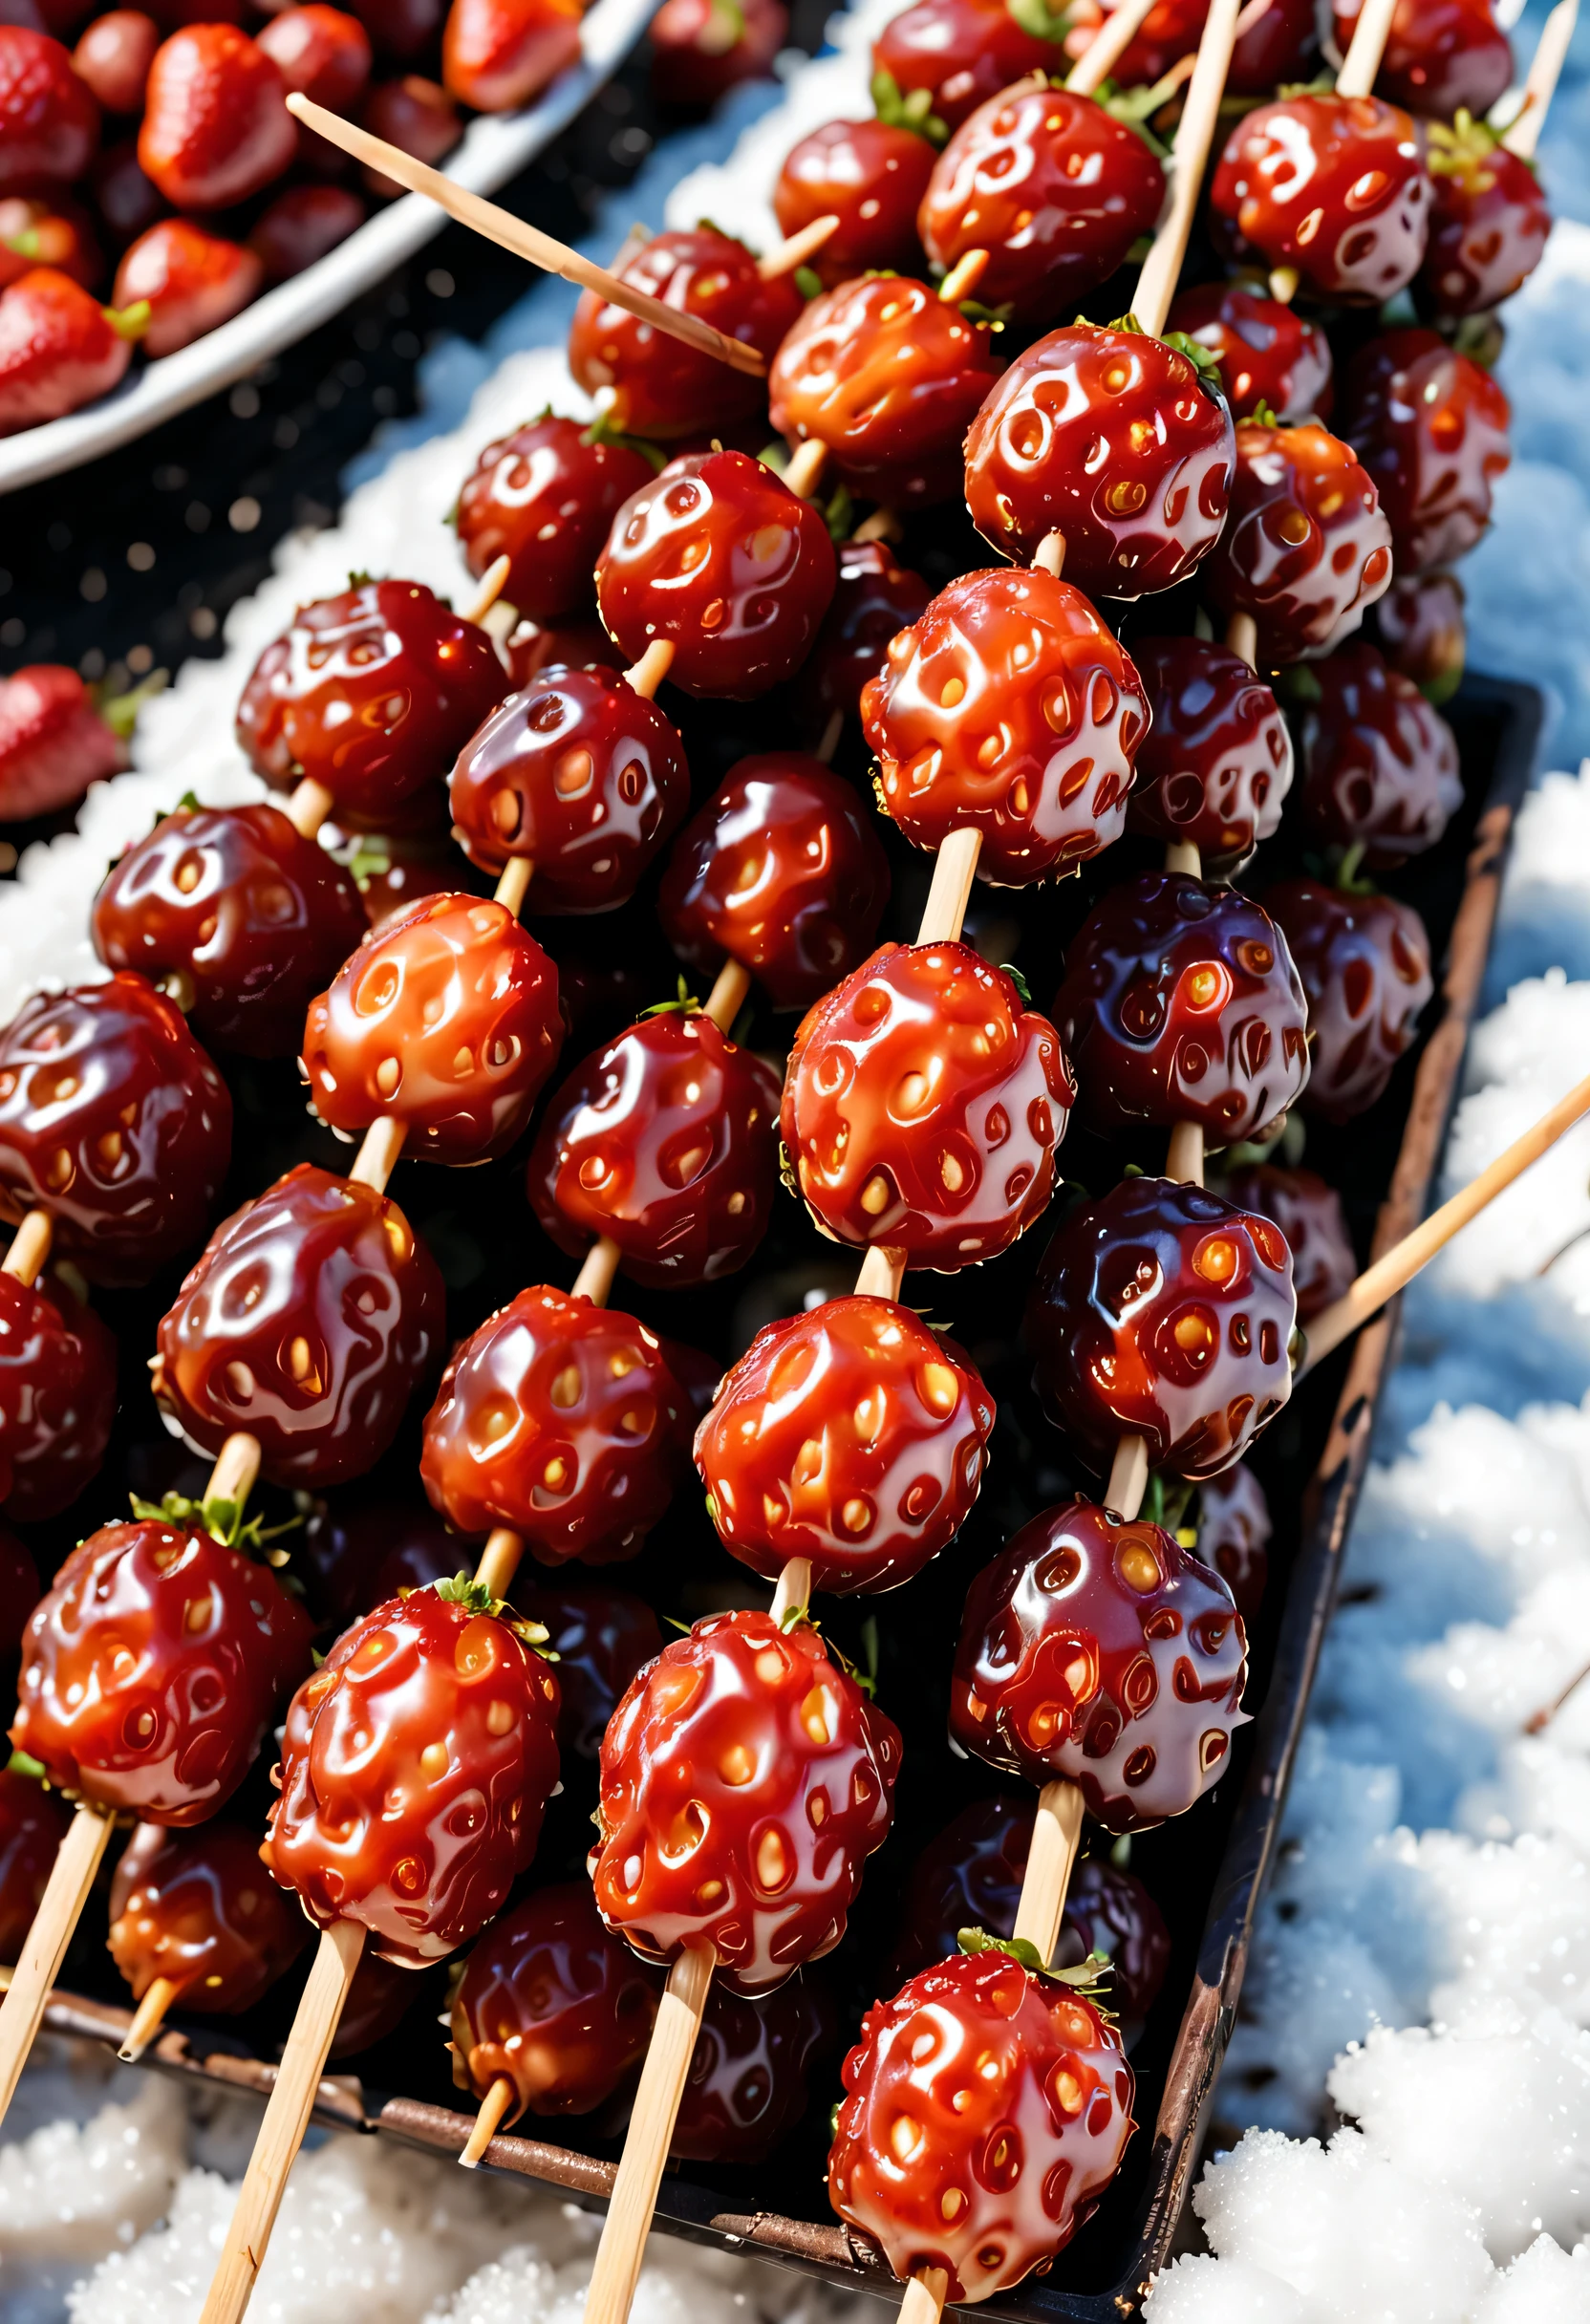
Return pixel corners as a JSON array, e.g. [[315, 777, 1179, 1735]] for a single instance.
[[264, 1580, 562, 1967], [153, 1163, 447, 1490], [1221, 1163, 1353, 1326], [1193, 1457, 1271, 1623], [0, 974, 231, 1288], [1375, 570, 1466, 703], [1024, 1175, 1298, 1480], [93, 801, 368, 1059], [768, 273, 1001, 508], [11, 1514, 314, 1825], [950, 1497, 1249, 1829], [449, 661, 690, 915], [0, 1269, 117, 1520], [1123, 637, 1293, 872], [1201, 420, 1393, 666], [591, 1608, 901, 1994], [1263, 879, 1433, 1123], [302, 893, 564, 1165], [695, 1295, 995, 1596], [658, 755, 892, 1011], [1342, 327, 1511, 578], [449, 1881, 659, 2120], [235, 578, 507, 830], [861, 567, 1150, 884], [672, 1968, 835, 2162], [1420, 123, 1549, 319], [809, 541, 933, 728], [872, 0, 1080, 134], [455, 414, 656, 624], [568, 226, 801, 439], [773, 118, 935, 286], [108, 1818, 311, 2013], [828, 1947, 1135, 2298], [526, 1008, 781, 1289], [1333, 0, 1510, 121], [0, 1769, 71, 1961], [419, 1287, 689, 1565], [1165, 283, 1332, 424], [1295, 639, 1463, 868], [963, 325, 1234, 599], [782, 941, 1074, 1270], [1210, 94, 1431, 304]]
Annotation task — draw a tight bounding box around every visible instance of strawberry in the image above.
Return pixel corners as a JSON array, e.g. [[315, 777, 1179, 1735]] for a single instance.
[[0, 660, 125, 820], [72, 10, 158, 112], [0, 28, 98, 194], [0, 192, 102, 290], [442, 0, 583, 112], [0, 266, 145, 436], [359, 73, 459, 193], [257, 3, 370, 109], [112, 216, 259, 355], [247, 182, 362, 280], [138, 24, 295, 211], [649, 0, 786, 109]]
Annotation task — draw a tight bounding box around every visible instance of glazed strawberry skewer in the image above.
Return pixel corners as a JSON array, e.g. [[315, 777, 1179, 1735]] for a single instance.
[[1500, 0, 1577, 161]]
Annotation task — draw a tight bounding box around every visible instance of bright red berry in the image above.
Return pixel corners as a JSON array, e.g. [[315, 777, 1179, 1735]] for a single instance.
[[442, 0, 583, 111], [1124, 637, 1293, 871], [650, 0, 787, 108], [0, 192, 103, 291], [1221, 1164, 1352, 1328], [1420, 118, 1549, 318], [0, 28, 97, 194], [1201, 420, 1393, 665], [772, 118, 935, 286], [1263, 879, 1433, 1123], [109, 1819, 311, 2016], [0, 264, 140, 434], [1211, 94, 1430, 304], [1342, 327, 1510, 578], [568, 227, 800, 439], [0, 660, 125, 819], [1166, 282, 1332, 423], [1294, 639, 1463, 866], [139, 25, 295, 211], [112, 217, 259, 355], [872, 0, 1079, 136], [1333, 0, 1509, 120], [72, 11, 158, 113], [456, 414, 656, 626]]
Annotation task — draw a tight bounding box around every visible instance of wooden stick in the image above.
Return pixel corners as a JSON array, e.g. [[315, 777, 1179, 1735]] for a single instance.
[[572, 1235, 622, 1305], [850, 507, 900, 546], [623, 640, 675, 699], [347, 1114, 407, 1193], [0, 1801, 114, 2129], [2, 1208, 52, 1286], [198, 1921, 365, 2324], [1166, 1119, 1205, 1187], [1032, 529, 1065, 578], [770, 1557, 812, 1625], [207, 1429, 262, 1513], [1226, 612, 1258, 671], [118, 1973, 182, 2062], [473, 1527, 526, 1600], [494, 857, 533, 915], [460, 2073, 517, 2168], [1502, 0, 1578, 158], [1066, 0, 1162, 93], [704, 958, 752, 1032], [1300, 1067, 1590, 1372], [916, 828, 982, 945], [938, 248, 989, 305], [1335, 0, 1399, 97], [286, 97, 766, 378], [464, 554, 512, 627], [583, 1944, 716, 2324], [1011, 1777, 1085, 1964], [1164, 840, 1201, 877], [854, 1245, 906, 1300], [1106, 1431, 1150, 1519], [287, 777, 336, 842], [1132, 0, 1243, 337], [783, 438, 829, 500], [759, 216, 838, 279], [1524, 1652, 1590, 1733]]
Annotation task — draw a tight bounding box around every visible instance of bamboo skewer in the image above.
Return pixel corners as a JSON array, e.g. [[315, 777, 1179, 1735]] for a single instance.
[[460, 2073, 517, 2167], [2, 1209, 53, 1285], [1334, 0, 1400, 97], [1132, 0, 1242, 337], [1501, 0, 1577, 159], [118, 1974, 183, 2063], [1066, 0, 1165, 94]]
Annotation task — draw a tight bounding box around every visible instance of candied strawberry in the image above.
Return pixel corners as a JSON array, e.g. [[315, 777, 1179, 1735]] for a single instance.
[[1221, 1163, 1352, 1328], [1165, 283, 1332, 423], [951, 1498, 1249, 1829], [769, 275, 1000, 508], [569, 227, 800, 440], [1025, 1175, 1297, 1478], [1294, 639, 1462, 867], [109, 1818, 310, 2015], [154, 1162, 446, 1487], [0, 264, 140, 434], [0, 1268, 116, 1519], [1333, 0, 1509, 120], [12, 1510, 314, 1825], [862, 567, 1150, 883], [696, 1294, 995, 1595], [872, 0, 1076, 135], [591, 1608, 900, 1993], [1342, 328, 1510, 578], [266, 1579, 561, 1966], [963, 325, 1234, 599], [236, 579, 507, 830], [0, 1769, 70, 1961], [1229, 0, 1316, 87], [1420, 118, 1549, 319], [0, 28, 98, 193], [93, 801, 367, 1057], [442, 0, 582, 110], [420, 1287, 689, 1565], [248, 183, 363, 279], [829, 1948, 1134, 2297], [1193, 1458, 1270, 1622], [1211, 94, 1430, 304], [112, 217, 259, 355], [1263, 879, 1433, 1123], [808, 540, 932, 727], [303, 893, 563, 1166], [526, 1009, 781, 1289], [359, 74, 461, 192], [456, 415, 655, 626], [72, 11, 158, 112], [920, 85, 1164, 325], [1375, 570, 1465, 702], [450, 1882, 659, 2120], [1202, 420, 1392, 666], [783, 941, 1074, 1271], [0, 193, 102, 291], [0, 660, 125, 819], [1124, 638, 1293, 870], [650, 0, 786, 107], [673, 1969, 834, 2161], [1053, 874, 1309, 1146], [657, 755, 891, 1010], [514, 1584, 661, 1760], [0, 975, 230, 1286], [596, 449, 837, 700], [773, 118, 934, 286], [449, 661, 688, 912], [139, 25, 294, 211]]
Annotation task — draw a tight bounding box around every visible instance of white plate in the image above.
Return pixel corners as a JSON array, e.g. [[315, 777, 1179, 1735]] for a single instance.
[[0, 0, 657, 499]]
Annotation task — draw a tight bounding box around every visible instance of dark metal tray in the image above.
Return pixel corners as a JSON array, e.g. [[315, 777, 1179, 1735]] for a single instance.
[[18, 674, 1544, 2321]]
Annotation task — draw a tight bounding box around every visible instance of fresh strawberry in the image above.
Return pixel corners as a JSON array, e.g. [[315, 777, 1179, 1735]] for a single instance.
[[0, 192, 101, 289], [71, 9, 158, 110], [442, 0, 582, 112], [649, 0, 786, 108], [0, 27, 99, 194], [138, 24, 295, 210], [258, 2, 369, 168], [112, 217, 259, 355], [247, 181, 362, 279], [359, 72, 459, 193], [0, 266, 144, 435], [0, 661, 126, 819]]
